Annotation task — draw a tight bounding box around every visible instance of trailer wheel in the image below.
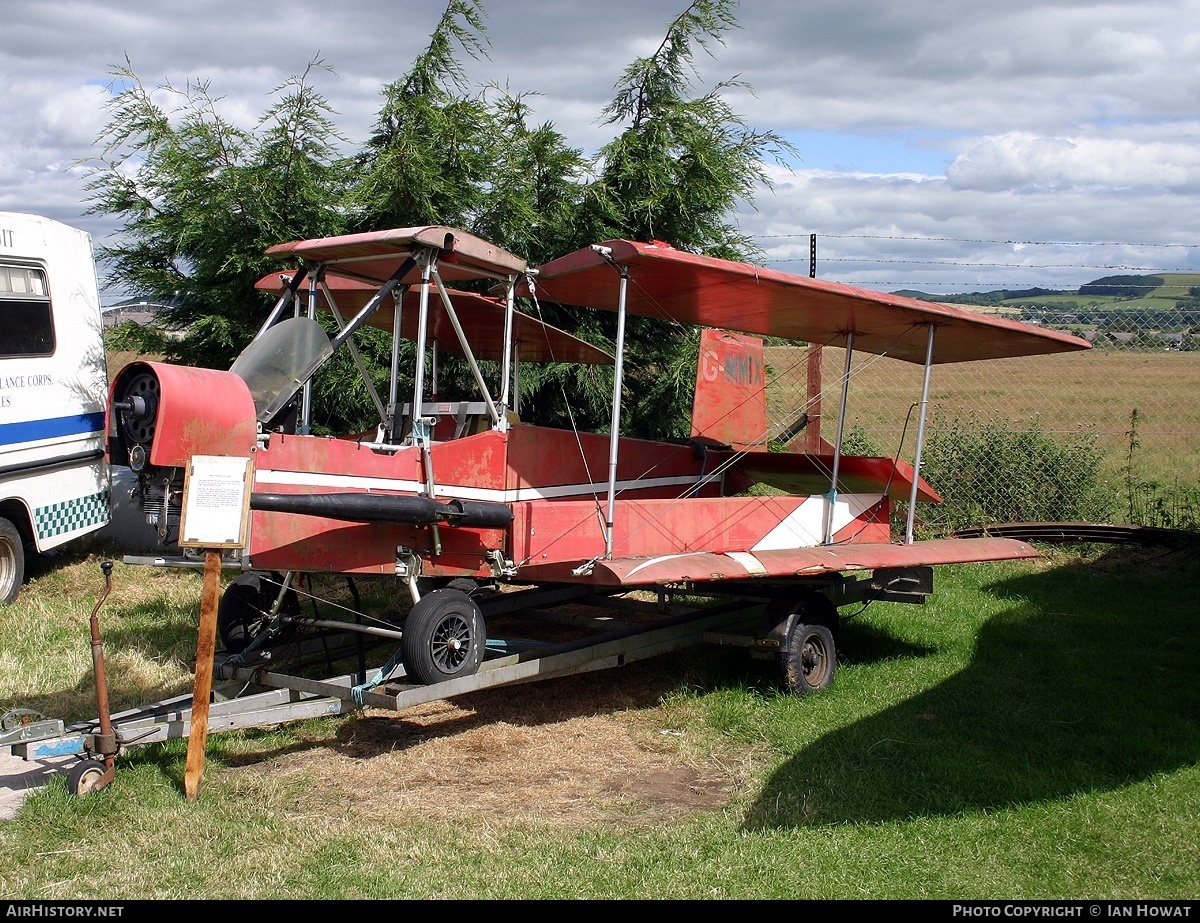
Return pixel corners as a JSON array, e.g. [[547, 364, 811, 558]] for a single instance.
[[218, 572, 298, 654], [780, 619, 837, 695], [0, 517, 25, 606], [401, 588, 486, 685], [762, 594, 839, 695], [66, 760, 110, 796]]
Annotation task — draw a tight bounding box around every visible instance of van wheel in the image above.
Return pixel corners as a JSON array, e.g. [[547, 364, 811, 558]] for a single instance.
[[0, 517, 26, 606]]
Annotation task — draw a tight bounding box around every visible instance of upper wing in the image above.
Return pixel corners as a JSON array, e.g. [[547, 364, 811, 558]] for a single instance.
[[524, 240, 1091, 365], [254, 272, 613, 366], [265, 226, 527, 284]]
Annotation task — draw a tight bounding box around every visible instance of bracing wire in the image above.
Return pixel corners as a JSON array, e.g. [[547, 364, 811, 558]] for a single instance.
[[515, 257, 938, 565]]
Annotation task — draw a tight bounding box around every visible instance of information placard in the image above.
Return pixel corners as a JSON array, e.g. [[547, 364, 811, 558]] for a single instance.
[[178, 455, 252, 549]]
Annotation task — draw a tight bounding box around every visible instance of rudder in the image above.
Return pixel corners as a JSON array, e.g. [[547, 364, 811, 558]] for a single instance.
[[691, 328, 768, 451]]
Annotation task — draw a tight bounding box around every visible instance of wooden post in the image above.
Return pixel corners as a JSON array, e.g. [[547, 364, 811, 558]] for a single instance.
[[177, 454, 252, 802], [184, 550, 223, 802], [804, 343, 823, 453]]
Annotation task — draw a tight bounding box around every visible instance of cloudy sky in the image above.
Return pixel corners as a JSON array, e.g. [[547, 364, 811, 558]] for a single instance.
[[3, 0, 1199, 302]]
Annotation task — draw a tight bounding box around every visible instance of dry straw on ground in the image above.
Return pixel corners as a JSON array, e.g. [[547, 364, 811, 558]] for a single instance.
[[225, 661, 749, 829]]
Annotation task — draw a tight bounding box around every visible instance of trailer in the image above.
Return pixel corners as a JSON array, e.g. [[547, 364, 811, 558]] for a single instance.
[[5, 560, 915, 795], [6, 222, 1089, 796]]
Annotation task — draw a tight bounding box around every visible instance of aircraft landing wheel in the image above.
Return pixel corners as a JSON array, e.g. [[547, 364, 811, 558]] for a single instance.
[[0, 517, 25, 606], [217, 572, 298, 654], [401, 588, 486, 685], [66, 759, 112, 796]]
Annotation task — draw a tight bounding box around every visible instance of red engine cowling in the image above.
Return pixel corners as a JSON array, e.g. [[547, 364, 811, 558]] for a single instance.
[[108, 361, 258, 544], [108, 361, 258, 469]]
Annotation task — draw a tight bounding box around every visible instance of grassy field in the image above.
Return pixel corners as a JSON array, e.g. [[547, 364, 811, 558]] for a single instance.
[[1, 541, 1198, 900]]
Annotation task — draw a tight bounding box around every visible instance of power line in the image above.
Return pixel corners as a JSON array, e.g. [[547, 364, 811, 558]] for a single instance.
[[769, 257, 1200, 272], [752, 232, 1200, 291], [754, 233, 1200, 248]]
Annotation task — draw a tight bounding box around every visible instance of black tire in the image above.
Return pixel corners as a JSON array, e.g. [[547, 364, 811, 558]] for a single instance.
[[0, 517, 26, 606], [400, 588, 486, 685], [66, 759, 111, 796], [779, 619, 837, 695], [217, 572, 298, 654], [762, 594, 839, 695]]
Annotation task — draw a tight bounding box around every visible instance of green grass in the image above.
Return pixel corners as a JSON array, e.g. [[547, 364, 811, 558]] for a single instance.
[[1, 544, 1198, 899]]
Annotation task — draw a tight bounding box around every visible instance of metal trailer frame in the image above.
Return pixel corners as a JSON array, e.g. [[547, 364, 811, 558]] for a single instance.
[[9, 569, 912, 790]]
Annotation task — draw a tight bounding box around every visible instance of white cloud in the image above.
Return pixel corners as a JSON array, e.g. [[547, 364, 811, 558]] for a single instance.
[[739, 160, 1200, 293], [947, 133, 1200, 193], [2, 0, 1200, 298]]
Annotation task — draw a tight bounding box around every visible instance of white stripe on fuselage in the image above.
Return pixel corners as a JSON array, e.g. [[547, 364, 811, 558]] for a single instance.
[[751, 493, 883, 550], [254, 468, 704, 503]]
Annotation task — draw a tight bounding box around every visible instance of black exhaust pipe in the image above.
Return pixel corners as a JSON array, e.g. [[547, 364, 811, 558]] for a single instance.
[[250, 492, 512, 528], [440, 498, 514, 528]]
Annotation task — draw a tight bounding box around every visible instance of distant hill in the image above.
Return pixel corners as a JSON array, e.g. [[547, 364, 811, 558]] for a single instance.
[[894, 287, 1060, 306], [892, 273, 1200, 349], [1078, 275, 1165, 298], [896, 273, 1200, 307]]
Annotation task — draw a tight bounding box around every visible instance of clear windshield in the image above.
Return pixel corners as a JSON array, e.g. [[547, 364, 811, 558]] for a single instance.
[[229, 316, 333, 424]]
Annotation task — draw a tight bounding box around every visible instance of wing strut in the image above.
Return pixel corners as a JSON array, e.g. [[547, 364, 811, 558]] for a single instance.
[[602, 247, 629, 559], [386, 284, 406, 443], [500, 277, 516, 408], [300, 270, 319, 433], [904, 325, 937, 544], [411, 249, 434, 433], [822, 331, 856, 544], [256, 266, 309, 338]]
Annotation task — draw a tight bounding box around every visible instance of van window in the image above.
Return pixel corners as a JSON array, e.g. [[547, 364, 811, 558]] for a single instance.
[[0, 264, 54, 357]]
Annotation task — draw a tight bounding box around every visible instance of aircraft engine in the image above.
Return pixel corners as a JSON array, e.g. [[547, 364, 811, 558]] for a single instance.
[[108, 361, 257, 545]]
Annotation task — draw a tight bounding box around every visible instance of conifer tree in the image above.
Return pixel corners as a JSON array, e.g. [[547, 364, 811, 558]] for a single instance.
[[85, 1, 790, 438]]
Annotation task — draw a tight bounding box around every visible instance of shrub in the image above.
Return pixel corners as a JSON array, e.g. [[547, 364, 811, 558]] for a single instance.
[[915, 414, 1111, 534], [1121, 409, 1200, 531]]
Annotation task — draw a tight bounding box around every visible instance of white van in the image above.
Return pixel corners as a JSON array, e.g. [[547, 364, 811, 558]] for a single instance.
[[0, 213, 110, 604]]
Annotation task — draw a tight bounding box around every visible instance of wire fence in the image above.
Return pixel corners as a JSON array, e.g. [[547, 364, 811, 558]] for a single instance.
[[752, 233, 1200, 534], [762, 317, 1200, 536]]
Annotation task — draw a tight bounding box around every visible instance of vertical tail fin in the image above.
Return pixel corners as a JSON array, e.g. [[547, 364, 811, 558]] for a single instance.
[[691, 328, 767, 451]]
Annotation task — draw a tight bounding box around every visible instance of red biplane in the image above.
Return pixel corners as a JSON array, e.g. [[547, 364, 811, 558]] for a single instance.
[[105, 226, 1089, 707]]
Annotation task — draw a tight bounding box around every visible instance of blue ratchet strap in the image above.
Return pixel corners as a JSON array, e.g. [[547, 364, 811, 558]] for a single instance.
[[351, 647, 405, 705]]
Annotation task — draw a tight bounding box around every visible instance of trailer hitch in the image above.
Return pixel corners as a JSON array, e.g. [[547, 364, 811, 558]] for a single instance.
[[0, 709, 65, 747]]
